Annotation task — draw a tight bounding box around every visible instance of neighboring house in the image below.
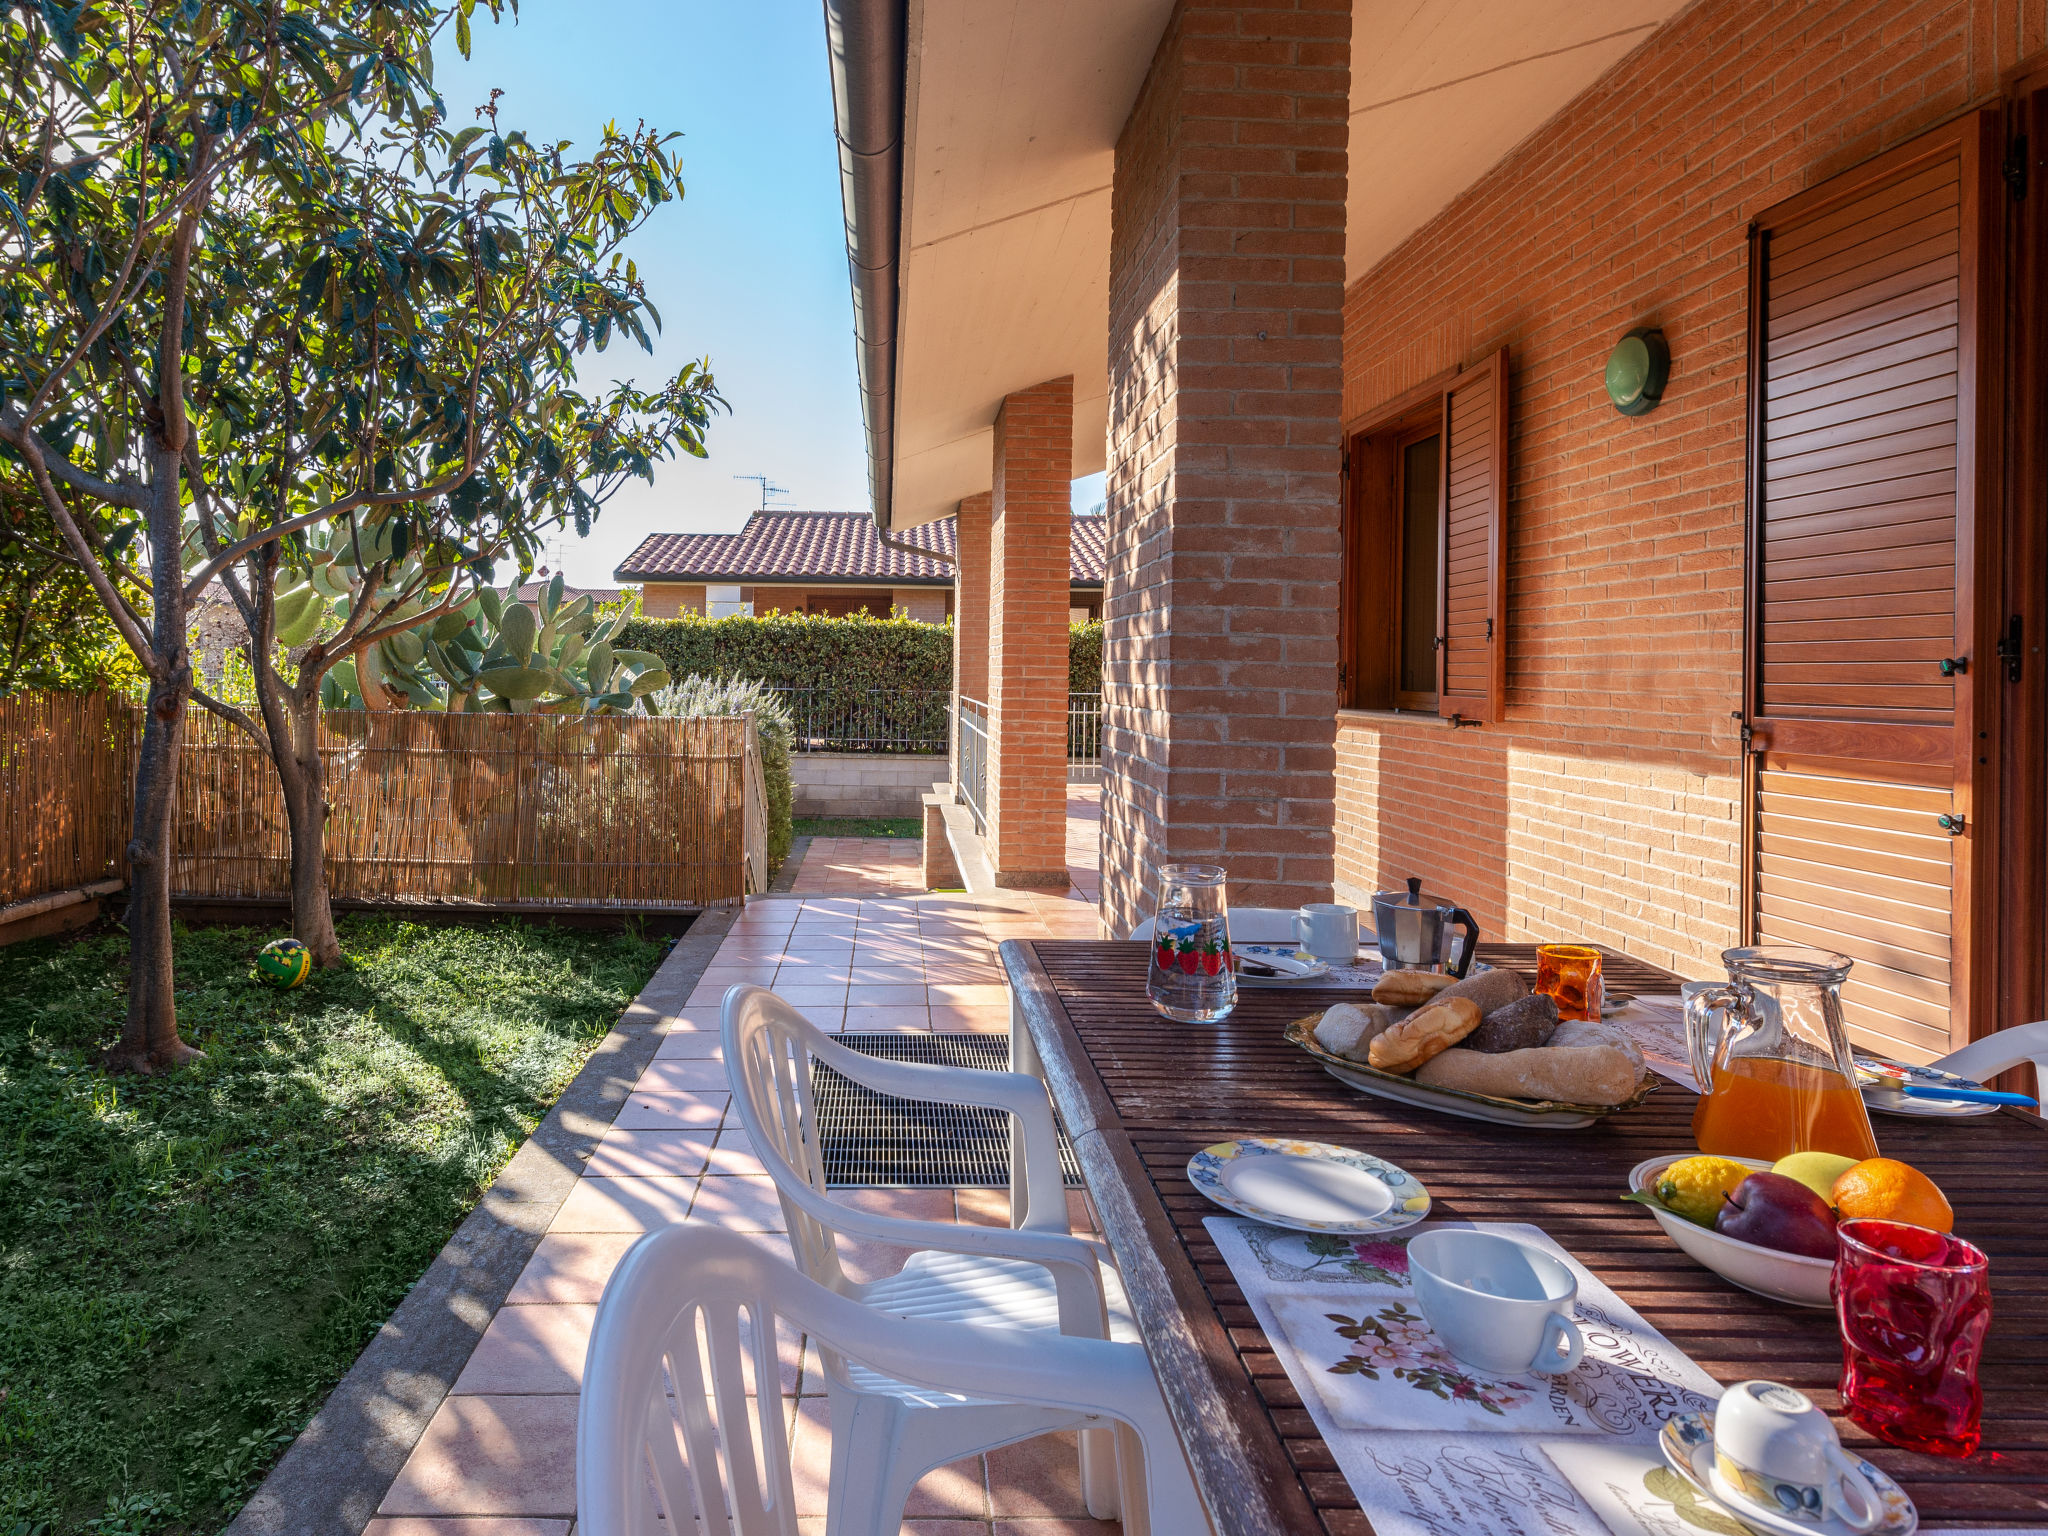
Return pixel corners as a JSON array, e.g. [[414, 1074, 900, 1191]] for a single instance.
[[615, 509, 1106, 622], [514, 580, 624, 611]]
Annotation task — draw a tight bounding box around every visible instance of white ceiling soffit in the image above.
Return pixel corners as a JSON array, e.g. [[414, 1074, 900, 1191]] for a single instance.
[[887, 0, 1687, 528], [891, 0, 1173, 528], [1344, 0, 1686, 275]]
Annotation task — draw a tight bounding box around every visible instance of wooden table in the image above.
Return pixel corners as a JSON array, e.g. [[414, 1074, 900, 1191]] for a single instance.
[[1000, 939, 2048, 1536]]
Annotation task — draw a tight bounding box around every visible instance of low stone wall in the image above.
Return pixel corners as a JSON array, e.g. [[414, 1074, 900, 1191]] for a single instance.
[[791, 753, 948, 819]]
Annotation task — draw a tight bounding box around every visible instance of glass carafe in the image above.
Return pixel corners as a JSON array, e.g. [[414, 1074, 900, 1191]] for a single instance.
[[1686, 945, 1879, 1162], [1147, 863, 1236, 1023]]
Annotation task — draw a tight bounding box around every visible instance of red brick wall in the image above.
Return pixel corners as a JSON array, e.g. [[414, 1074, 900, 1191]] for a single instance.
[[1334, 0, 2042, 975], [1102, 0, 1351, 932], [639, 583, 704, 619], [987, 379, 1075, 886], [952, 492, 991, 706]]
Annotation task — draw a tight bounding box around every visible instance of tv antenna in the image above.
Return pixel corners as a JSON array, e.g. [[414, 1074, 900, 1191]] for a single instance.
[[733, 474, 789, 510]]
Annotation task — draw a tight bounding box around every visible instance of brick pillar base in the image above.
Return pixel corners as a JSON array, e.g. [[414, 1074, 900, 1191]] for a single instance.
[[922, 797, 963, 889], [1099, 0, 1349, 934], [986, 377, 1074, 888]]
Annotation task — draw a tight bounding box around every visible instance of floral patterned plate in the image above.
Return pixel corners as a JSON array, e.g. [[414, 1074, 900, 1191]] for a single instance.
[[1186, 1137, 1431, 1235], [1659, 1411, 1918, 1536]]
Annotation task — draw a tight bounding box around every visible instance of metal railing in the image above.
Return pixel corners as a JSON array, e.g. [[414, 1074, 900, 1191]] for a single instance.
[[1068, 692, 1102, 783], [766, 687, 951, 754], [956, 695, 990, 834]]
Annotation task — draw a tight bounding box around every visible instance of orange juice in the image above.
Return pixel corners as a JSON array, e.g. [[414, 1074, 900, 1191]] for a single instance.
[[1691, 1055, 1880, 1162]]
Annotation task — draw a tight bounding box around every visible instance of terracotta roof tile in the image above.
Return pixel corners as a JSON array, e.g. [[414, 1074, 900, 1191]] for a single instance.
[[615, 510, 1105, 586]]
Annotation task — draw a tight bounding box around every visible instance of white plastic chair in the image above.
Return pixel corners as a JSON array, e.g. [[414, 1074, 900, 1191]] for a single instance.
[[1127, 905, 1307, 944], [720, 984, 1141, 1530], [578, 1224, 1206, 1536], [1932, 1020, 2048, 1089]]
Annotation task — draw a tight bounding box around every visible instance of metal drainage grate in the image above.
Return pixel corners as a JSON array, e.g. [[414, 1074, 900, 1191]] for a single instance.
[[812, 1032, 1083, 1188]]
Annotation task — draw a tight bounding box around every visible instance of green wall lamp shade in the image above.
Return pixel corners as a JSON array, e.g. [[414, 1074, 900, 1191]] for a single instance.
[[1604, 327, 1670, 416]]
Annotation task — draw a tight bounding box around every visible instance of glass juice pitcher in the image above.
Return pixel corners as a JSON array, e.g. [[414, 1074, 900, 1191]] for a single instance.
[[1686, 946, 1880, 1162], [1147, 863, 1236, 1023]]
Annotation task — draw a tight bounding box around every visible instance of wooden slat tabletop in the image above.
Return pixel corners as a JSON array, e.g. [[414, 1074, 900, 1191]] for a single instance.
[[1001, 938, 2048, 1536]]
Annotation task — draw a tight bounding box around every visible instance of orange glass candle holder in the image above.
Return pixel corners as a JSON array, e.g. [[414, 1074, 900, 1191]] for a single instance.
[[1536, 944, 1604, 1022]]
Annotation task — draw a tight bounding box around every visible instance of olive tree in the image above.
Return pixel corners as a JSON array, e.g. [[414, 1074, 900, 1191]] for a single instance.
[[0, 0, 718, 1069]]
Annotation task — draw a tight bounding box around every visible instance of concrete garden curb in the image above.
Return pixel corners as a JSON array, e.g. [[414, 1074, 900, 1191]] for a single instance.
[[224, 904, 737, 1536]]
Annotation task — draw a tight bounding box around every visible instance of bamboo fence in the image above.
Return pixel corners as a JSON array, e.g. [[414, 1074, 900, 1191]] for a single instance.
[[0, 694, 759, 911], [0, 691, 136, 908]]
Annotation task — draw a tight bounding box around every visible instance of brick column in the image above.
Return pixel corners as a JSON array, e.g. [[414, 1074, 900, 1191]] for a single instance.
[[1100, 0, 1349, 932], [986, 378, 1074, 887], [949, 492, 991, 794]]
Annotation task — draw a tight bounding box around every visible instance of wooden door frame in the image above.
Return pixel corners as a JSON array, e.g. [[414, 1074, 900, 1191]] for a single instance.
[[1739, 107, 2005, 1050]]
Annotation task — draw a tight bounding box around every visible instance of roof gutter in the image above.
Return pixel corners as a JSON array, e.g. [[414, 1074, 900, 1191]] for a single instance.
[[822, 0, 908, 533]]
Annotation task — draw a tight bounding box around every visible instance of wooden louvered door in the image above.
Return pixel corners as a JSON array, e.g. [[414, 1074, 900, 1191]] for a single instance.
[[1744, 110, 2001, 1062], [1438, 348, 1508, 722]]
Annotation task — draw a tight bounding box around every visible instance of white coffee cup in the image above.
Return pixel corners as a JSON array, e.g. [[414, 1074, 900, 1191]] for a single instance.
[[1295, 903, 1360, 963], [1710, 1381, 1883, 1531], [1406, 1229, 1585, 1376]]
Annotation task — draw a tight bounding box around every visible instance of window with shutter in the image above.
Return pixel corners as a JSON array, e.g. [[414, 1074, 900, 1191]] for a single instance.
[[1342, 350, 1509, 722], [1745, 110, 1999, 1059], [1438, 350, 1509, 722]]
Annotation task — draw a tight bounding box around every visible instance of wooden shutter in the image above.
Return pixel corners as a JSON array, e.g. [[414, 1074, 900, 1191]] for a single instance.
[[1437, 348, 1508, 722], [1745, 111, 1999, 1059]]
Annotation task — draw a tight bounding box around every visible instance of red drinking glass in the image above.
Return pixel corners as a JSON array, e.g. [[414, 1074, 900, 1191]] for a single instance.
[[1833, 1218, 1991, 1459]]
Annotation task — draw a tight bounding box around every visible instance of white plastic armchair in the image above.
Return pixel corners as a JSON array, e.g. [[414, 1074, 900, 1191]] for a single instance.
[[720, 984, 1135, 1527], [578, 1224, 1207, 1536], [1933, 1021, 2048, 1089]]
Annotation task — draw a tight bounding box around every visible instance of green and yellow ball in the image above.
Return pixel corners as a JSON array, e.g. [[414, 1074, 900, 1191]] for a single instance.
[[256, 938, 312, 989]]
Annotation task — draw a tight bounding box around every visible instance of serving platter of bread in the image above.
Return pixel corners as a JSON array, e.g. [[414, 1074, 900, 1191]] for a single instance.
[[1285, 964, 1660, 1128]]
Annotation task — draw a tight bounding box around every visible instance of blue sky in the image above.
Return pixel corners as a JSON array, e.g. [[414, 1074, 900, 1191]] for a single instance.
[[438, 4, 1103, 591]]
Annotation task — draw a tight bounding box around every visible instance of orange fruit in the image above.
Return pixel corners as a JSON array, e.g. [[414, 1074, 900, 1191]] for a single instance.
[[1831, 1158, 1954, 1232]]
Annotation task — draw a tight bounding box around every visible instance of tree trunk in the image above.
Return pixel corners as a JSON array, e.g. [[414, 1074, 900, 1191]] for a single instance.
[[111, 449, 201, 1072], [275, 687, 344, 968]]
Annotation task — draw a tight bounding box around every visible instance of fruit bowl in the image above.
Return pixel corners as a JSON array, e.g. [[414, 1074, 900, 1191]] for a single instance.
[[1627, 1155, 1836, 1308]]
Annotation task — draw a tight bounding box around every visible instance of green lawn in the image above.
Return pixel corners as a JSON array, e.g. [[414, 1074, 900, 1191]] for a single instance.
[[792, 816, 920, 838], [0, 916, 667, 1535]]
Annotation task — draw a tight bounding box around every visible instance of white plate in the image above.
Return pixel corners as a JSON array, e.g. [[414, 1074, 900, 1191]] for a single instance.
[[1855, 1054, 2000, 1118], [1186, 1137, 1430, 1234], [1627, 1156, 1836, 1307], [1660, 1411, 1918, 1536], [1234, 944, 1333, 982]]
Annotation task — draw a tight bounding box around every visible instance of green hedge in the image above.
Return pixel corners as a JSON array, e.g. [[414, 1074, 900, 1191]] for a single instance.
[[617, 612, 1105, 695]]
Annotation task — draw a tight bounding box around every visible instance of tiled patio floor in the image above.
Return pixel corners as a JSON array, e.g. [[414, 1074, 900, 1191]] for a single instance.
[[369, 798, 1114, 1534]]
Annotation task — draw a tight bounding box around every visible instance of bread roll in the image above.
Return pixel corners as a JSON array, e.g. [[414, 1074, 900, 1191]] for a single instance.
[[1413, 1041, 1643, 1105], [1312, 1002, 1396, 1063], [1431, 965, 1530, 1017], [1465, 992, 1558, 1054], [1549, 1017, 1645, 1070], [1368, 996, 1482, 1073], [1373, 969, 1457, 1006]]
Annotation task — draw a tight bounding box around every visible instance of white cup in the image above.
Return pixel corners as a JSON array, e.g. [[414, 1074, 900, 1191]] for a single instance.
[[1295, 903, 1360, 963], [1406, 1229, 1585, 1376], [1710, 1381, 1883, 1531]]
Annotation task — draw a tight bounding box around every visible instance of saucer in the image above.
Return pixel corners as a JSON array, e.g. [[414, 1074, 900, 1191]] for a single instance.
[[1659, 1411, 1918, 1536], [1186, 1137, 1430, 1234]]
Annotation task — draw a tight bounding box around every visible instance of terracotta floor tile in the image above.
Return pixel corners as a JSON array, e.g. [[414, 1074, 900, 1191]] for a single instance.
[[504, 1232, 641, 1304], [848, 965, 930, 985], [365, 1520, 570, 1536], [771, 983, 851, 1008], [549, 1176, 697, 1232], [986, 1433, 1090, 1518], [928, 984, 1011, 1006], [452, 1304, 594, 1395], [696, 965, 780, 985], [841, 1007, 931, 1032], [991, 1521, 1120, 1534], [927, 1005, 1009, 1033], [705, 1128, 767, 1177], [377, 1396, 579, 1516], [584, 1129, 716, 1178], [687, 1175, 787, 1232], [634, 1058, 733, 1094], [613, 1092, 727, 1131], [652, 1029, 724, 1061], [846, 983, 931, 1006]]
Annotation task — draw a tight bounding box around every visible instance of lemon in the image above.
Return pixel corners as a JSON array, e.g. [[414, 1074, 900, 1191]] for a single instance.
[[1656, 1155, 1753, 1227], [1773, 1151, 1860, 1204]]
